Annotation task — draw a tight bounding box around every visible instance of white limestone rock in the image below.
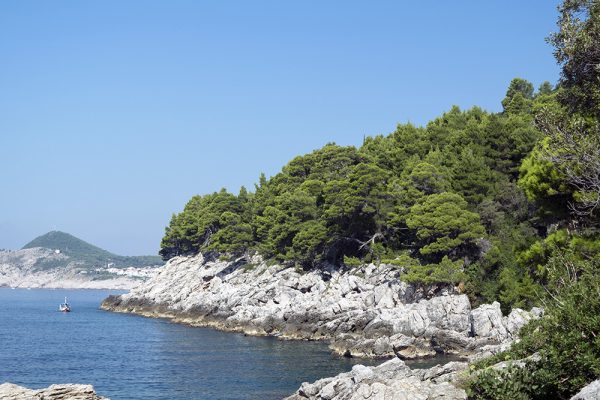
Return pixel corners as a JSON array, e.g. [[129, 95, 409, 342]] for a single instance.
[[0, 383, 108, 399], [102, 254, 539, 359], [505, 308, 536, 336], [571, 380, 600, 400], [470, 302, 509, 341], [285, 358, 467, 400]]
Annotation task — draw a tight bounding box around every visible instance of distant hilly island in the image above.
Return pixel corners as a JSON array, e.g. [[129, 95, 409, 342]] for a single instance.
[[21, 231, 163, 271], [0, 231, 162, 289]]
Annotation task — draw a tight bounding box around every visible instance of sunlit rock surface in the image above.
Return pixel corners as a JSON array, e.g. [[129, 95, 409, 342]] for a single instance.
[[102, 253, 537, 359], [285, 358, 468, 400], [571, 379, 600, 400]]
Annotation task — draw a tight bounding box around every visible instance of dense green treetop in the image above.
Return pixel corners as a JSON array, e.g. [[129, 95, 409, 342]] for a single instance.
[[406, 192, 485, 262]]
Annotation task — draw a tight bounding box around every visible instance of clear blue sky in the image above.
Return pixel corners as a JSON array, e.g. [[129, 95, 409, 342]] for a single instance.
[[0, 1, 561, 255]]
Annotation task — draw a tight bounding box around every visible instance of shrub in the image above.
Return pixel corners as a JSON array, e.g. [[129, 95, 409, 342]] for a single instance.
[[467, 251, 600, 399], [343, 256, 362, 267]]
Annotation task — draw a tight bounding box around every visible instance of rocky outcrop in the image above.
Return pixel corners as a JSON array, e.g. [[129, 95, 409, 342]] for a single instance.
[[470, 302, 541, 341], [0, 383, 107, 399], [285, 357, 468, 400], [571, 379, 600, 400], [0, 248, 158, 290], [467, 302, 542, 362], [102, 253, 537, 359]]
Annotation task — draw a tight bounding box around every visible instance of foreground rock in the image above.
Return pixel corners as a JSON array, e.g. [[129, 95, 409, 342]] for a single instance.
[[102, 253, 538, 359], [571, 379, 600, 400], [289, 352, 599, 400], [285, 357, 468, 400], [0, 248, 158, 290], [0, 383, 107, 400]]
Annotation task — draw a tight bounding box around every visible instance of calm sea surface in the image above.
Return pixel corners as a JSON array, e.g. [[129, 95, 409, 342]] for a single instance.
[[0, 288, 454, 399]]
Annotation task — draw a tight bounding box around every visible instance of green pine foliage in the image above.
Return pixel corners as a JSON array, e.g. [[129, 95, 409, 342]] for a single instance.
[[159, 78, 559, 308], [406, 192, 485, 262], [159, 189, 251, 259], [402, 256, 466, 286]]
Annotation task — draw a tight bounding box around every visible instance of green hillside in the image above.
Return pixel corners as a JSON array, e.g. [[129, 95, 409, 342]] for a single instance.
[[23, 231, 162, 269]]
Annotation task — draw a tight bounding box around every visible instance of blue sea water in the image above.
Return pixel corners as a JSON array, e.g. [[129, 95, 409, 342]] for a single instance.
[[0, 288, 456, 399]]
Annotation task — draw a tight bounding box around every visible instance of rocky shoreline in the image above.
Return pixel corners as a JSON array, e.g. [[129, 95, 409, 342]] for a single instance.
[[101, 253, 539, 360], [98, 253, 600, 399], [285, 357, 469, 399], [284, 356, 600, 400]]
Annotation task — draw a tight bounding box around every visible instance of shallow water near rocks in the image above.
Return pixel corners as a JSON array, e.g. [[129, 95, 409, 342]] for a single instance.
[[0, 288, 460, 399]]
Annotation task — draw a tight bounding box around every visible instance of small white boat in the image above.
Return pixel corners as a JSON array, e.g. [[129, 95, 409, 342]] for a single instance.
[[59, 297, 71, 312]]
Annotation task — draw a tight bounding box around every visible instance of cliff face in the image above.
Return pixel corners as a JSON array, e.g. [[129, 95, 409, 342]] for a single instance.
[[101, 253, 539, 359]]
